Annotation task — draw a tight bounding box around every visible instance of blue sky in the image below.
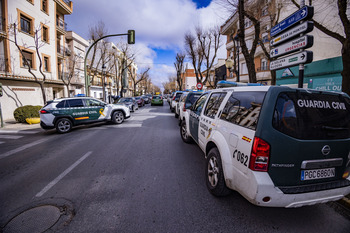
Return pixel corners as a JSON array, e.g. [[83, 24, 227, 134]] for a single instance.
[[66, 0, 230, 89]]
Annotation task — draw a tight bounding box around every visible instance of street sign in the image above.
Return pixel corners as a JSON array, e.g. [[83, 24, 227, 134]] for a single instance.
[[270, 35, 313, 58], [270, 6, 314, 37], [270, 51, 313, 71], [270, 21, 314, 47], [196, 82, 203, 90]]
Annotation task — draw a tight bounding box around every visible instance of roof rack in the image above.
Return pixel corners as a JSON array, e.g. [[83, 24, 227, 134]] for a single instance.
[[217, 80, 264, 88]]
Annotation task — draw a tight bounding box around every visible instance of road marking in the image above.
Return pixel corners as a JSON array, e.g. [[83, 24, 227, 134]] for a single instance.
[[0, 138, 50, 159], [0, 135, 23, 139], [35, 151, 92, 197], [0, 130, 40, 134]]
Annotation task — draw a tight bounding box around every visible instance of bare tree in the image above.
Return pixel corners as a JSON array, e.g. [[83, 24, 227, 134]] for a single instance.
[[174, 53, 185, 90], [6, 23, 48, 103], [60, 52, 79, 97], [291, 0, 350, 95], [184, 32, 203, 84], [184, 26, 222, 86], [130, 67, 150, 96], [116, 41, 136, 97]]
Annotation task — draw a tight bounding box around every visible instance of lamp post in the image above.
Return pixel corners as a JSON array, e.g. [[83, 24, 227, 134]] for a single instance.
[[102, 64, 106, 102], [234, 35, 240, 82]]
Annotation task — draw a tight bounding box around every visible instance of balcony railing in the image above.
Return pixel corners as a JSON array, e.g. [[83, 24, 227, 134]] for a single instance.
[[57, 45, 71, 57], [62, 0, 72, 6], [56, 18, 67, 31], [257, 66, 269, 72]]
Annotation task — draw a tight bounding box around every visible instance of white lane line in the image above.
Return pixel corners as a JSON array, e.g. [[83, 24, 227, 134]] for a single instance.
[[0, 135, 23, 139], [0, 130, 40, 134], [35, 151, 92, 198], [0, 138, 50, 159]]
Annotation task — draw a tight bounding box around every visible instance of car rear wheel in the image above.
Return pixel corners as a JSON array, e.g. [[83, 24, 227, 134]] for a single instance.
[[55, 118, 72, 134], [180, 121, 193, 143], [206, 147, 231, 197], [112, 111, 124, 124]]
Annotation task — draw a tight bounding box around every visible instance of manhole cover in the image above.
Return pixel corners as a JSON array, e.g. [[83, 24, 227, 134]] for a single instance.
[[3, 205, 61, 233]]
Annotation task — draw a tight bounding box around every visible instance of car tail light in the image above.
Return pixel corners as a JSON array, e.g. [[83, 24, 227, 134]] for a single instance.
[[183, 105, 186, 112], [40, 109, 49, 114], [249, 137, 270, 172]]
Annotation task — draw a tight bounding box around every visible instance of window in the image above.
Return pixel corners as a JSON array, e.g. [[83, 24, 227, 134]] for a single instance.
[[42, 54, 51, 72], [18, 10, 34, 36], [56, 100, 67, 108], [42, 24, 49, 43], [260, 58, 268, 71], [241, 63, 248, 74], [41, 0, 49, 14], [220, 92, 266, 130], [204, 93, 227, 118], [192, 93, 209, 115], [273, 92, 350, 140], [21, 49, 35, 69], [20, 15, 31, 34], [66, 99, 84, 107], [85, 99, 104, 107]]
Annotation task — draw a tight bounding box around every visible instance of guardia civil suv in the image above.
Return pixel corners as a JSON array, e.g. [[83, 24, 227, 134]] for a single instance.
[[40, 97, 130, 133], [182, 81, 350, 207]]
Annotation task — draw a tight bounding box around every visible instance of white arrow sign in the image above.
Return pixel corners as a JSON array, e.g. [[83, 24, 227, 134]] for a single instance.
[[270, 51, 313, 70], [270, 35, 313, 58], [270, 21, 314, 47]]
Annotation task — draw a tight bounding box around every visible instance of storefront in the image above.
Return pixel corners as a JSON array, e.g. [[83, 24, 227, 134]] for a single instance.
[[276, 56, 343, 92]]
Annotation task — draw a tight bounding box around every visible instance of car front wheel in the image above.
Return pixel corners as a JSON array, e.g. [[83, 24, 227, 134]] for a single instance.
[[112, 111, 124, 124], [205, 147, 231, 197], [55, 118, 72, 134]]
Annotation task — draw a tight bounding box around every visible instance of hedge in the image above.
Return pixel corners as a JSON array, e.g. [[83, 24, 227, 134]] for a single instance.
[[13, 105, 43, 123]]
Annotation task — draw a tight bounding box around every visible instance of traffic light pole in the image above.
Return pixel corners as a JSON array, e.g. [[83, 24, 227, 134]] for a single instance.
[[84, 30, 135, 96]]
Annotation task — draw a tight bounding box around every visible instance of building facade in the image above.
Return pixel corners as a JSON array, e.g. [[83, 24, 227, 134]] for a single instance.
[[0, 0, 74, 120]]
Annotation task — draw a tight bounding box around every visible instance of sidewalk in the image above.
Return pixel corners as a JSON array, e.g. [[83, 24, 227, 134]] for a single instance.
[[0, 119, 42, 131]]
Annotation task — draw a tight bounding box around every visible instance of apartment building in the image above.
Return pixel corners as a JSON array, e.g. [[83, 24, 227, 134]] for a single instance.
[[0, 0, 74, 120], [220, 0, 343, 89]]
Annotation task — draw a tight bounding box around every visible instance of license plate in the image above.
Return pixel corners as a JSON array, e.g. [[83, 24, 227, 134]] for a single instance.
[[301, 168, 335, 181]]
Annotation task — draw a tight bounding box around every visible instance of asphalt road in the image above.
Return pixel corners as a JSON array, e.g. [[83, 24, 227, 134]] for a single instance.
[[0, 102, 350, 232]]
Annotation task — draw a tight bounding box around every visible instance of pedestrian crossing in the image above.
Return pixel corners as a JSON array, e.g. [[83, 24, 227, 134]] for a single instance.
[[0, 129, 40, 145]]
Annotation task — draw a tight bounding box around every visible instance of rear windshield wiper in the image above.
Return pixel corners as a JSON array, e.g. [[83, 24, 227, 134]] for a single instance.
[[321, 126, 349, 131]]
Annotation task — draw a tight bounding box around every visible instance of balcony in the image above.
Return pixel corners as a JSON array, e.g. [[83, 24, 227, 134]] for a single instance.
[[57, 45, 71, 57], [257, 66, 269, 72], [56, 18, 67, 35], [54, 0, 73, 15]]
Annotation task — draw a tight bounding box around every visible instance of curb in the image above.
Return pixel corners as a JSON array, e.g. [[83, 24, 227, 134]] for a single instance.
[[339, 196, 350, 209]]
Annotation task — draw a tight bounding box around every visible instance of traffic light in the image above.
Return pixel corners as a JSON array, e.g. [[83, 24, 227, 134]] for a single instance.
[[0, 83, 2, 97], [128, 30, 135, 44]]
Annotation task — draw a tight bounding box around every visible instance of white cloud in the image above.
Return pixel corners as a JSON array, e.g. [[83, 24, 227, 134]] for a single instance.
[[67, 0, 231, 90]]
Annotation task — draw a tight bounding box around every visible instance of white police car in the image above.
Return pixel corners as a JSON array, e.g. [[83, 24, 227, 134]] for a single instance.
[[183, 81, 350, 207], [40, 97, 130, 133]]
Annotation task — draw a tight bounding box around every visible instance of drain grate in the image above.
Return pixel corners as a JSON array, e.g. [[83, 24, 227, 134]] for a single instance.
[[3, 205, 61, 233]]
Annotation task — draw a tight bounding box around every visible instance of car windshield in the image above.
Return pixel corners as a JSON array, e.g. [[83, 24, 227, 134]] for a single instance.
[[118, 98, 132, 103]]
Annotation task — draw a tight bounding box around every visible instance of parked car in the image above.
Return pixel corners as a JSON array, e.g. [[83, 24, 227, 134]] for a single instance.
[[151, 95, 163, 106], [117, 97, 138, 112], [174, 92, 187, 118], [134, 96, 145, 107], [182, 82, 350, 207], [40, 97, 130, 133], [142, 95, 150, 104], [170, 91, 183, 112], [178, 91, 204, 140]]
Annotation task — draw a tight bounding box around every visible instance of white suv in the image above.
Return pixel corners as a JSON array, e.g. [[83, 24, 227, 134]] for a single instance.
[[40, 97, 130, 133], [183, 83, 350, 207]]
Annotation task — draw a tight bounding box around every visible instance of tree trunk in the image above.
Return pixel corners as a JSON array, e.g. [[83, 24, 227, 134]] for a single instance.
[[341, 39, 350, 95]]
